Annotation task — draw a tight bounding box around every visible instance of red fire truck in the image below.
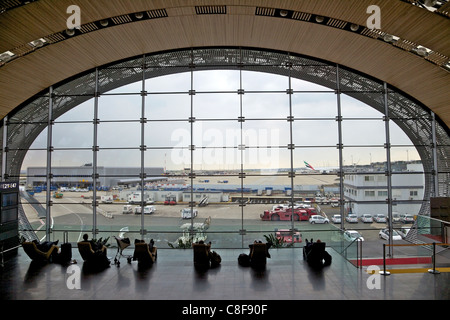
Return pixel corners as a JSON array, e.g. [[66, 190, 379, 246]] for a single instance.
[[260, 207, 317, 221]]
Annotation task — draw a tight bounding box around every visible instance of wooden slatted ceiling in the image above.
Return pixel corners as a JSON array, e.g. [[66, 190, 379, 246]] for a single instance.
[[1, 0, 449, 55], [0, 0, 449, 127]]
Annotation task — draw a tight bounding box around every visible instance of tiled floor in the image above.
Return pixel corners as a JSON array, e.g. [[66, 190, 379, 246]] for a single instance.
[[1, 246, 449, 302]]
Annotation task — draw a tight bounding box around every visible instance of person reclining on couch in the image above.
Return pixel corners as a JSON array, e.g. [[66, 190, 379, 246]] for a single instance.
[[32, 239, 59, 252]]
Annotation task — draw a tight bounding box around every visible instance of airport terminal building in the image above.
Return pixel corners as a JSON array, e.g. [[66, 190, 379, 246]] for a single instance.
[[26, 166, 166, 189]]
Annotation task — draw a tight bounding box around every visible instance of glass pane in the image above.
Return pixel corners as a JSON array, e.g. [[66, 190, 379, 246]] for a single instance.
[[243, 93, 289, 119], [146, 94, 191, 120], [52, 123, 92, 148], [98, 122, 140, 148], [194, 93, 239, 119], [98, 94, 141, 121], [292, 92, 336, 119], [293, 120, 337, 147]]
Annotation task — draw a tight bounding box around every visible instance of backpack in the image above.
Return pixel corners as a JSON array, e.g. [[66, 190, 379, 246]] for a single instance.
[[238, 253, 250, 267]]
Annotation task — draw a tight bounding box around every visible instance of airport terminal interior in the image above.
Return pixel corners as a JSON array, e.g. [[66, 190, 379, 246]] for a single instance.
[[0, 0, 449, 302]]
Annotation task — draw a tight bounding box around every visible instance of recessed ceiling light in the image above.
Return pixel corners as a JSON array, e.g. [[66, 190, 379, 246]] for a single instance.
[[350, 24, 359, 32], [29, 38, 46, 47], [65, 29, 75, 36], [0, 51, 15, 62], [315, 16, 324, 23]]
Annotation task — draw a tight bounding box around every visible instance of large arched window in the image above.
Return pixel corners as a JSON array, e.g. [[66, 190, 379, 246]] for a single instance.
[[3, 48, 449, 249]]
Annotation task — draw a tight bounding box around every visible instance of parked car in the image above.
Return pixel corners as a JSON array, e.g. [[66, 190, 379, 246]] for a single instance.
[[397, 227, 411, 239], [345, 214, 358, 223], [373, 214, 387, 223], [361, 214, 373, 223], [309, 215, 329, 224], [344, 230, 364, 242], [331, 214, 341, 224], [400, 214, 414, 223], [379, 228, 402, 241], [388, 212, 401, 223]]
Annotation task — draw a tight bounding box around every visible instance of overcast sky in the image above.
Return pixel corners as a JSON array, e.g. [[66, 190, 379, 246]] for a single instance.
[[22, 70, 419, 171]]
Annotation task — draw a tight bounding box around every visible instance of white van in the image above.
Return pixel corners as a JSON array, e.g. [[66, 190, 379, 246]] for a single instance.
[[135, 205, 155, 215], [181, 208, 198, 219]]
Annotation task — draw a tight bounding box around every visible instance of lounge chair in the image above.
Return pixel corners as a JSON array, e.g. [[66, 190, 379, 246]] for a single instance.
[[77, 241, 110, 269], [22, 241, 59, 262], [132, 242, 157, 266], [249, 242, 270, 268], [303, 241, 332, 267], [193, 242, 211, 268]]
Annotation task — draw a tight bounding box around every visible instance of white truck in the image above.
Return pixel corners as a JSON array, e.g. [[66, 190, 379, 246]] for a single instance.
[[101, 195, 113, 203], [134, 205, 156, 215], [181, 208, 198, 219], [122, 205, 133, 214], [127, 193, 153, 204]]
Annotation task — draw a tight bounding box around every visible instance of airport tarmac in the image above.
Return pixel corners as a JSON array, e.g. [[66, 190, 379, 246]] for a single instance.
[[21, 188, 393, 254]]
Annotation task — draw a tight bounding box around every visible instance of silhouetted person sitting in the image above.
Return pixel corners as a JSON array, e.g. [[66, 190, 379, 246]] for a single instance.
[[303, 238, 332, 267]]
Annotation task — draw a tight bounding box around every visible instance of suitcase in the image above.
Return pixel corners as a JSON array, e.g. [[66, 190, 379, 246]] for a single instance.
[[58, 242, 72, 263]]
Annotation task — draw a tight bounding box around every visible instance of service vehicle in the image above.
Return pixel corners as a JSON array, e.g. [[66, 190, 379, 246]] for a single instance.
[[379, 228, 402, 241], [181, 207, 198, 219], [373, 214, 387, 223], [309, 215, 329, 224], [134, 205, 156, 215], [397, 227, 410, 239], [330, 199, 339, 207], [164, 195, 177, 205], [122, 205, 133, 214], [260, 207, 317, 221], [345, 214, 358, 223], [388, 212, 401, 223], [361, 214, 373, 223], [400, 214, 414, 223], [276, 229, 302, 243], [128, 193, 152, 205], [101, 195, 113, 203], [344, 230, 364, 242], [331, 214, 341, 224]]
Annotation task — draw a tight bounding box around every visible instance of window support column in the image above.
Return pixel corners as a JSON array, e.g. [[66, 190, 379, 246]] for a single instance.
[[92, 68, 99, 238], [140, 55, 147, 238], [383, 82, 394, 257], [45, 86, 53, 241], [336, 65, 345, 231], [287, 59, 295, 232], [1, 116, 7, 180], [431, 111, 439, 197]]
